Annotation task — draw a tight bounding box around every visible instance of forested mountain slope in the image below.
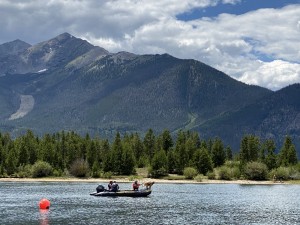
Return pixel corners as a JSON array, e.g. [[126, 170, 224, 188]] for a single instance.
[[196, 84, 300, 151], [0, 33, 299, 154]]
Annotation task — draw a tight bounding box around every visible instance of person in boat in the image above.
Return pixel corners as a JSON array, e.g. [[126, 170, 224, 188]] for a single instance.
[[110, 181, 119, 192], [132, 180, 140, 191], [108, 181, 113, 191]]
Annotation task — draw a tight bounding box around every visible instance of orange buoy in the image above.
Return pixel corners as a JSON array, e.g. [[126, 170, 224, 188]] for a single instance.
[[39, 198, 50, 210]]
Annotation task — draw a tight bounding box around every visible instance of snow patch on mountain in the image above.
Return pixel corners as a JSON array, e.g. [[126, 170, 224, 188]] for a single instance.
[[37, 68, 47, 73]]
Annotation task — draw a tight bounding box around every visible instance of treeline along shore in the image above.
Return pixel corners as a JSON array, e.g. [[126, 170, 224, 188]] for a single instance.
[[0, 129, 299, 182]]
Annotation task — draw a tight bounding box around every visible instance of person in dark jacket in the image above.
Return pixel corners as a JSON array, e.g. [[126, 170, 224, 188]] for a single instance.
[[111, 181, 119, 192]]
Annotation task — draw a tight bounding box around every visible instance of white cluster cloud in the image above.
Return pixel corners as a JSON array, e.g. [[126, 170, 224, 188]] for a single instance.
[[0, 0, 300, 90], [239, 60, 300, 90]]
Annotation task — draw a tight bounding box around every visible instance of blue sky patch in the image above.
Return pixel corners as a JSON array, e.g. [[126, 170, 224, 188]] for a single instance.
[[176, 0, 299, 21]]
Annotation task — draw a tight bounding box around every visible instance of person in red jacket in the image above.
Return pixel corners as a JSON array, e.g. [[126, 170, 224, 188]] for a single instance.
[[132, 180, 140, 191], [108, 181, 113, 191]]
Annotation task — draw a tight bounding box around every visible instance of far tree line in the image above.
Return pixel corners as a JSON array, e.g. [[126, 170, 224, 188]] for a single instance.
[[0, 129, 298, 180]]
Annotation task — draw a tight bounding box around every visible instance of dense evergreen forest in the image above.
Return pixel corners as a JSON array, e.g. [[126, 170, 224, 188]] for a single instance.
[[0, 129, 299, 181]]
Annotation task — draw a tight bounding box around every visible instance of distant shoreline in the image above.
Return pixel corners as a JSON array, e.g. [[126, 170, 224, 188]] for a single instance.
[[0, 177, 292, 185]]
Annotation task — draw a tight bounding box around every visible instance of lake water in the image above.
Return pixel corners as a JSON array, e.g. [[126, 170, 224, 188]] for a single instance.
[[0, 182, 300, 225]]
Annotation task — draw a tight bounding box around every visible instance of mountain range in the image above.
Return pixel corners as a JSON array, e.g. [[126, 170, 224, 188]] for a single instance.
[[0, 33, 299, 154]]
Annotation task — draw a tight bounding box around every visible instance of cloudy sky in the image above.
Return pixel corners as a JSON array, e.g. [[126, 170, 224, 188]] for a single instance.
[[1, 0, 300, 91]]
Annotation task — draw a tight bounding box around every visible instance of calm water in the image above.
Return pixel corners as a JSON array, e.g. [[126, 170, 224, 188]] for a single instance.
[[0, 182, 300, 225]]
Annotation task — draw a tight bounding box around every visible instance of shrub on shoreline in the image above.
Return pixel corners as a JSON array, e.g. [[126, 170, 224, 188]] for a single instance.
[[194, 174, 204, 182], [244, 161, 268, 180], [183, 167, 198, 179], [269, 166, 290, 181], [32, 161, 53, 178], [69, 159, 89, 178]]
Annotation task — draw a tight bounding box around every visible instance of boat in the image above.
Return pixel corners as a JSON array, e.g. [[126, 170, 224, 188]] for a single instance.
[[90, 189, 152, 197]]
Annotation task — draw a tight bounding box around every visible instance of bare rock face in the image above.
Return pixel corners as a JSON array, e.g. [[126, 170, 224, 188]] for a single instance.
[[9, 95, 35, 120]]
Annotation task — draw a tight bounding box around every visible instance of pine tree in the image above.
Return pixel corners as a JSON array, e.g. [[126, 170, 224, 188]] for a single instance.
[[174, 130, 187, 174], [143, 129, 156, 161], [263, 139, 277, 170], [5, 142, 17, 175], [185, 131, 200, 166], [120, 143, 135, 175], [39, 134, 56, 166], [239, 135, 260, 164], [15, 138, 29, 166], [101, 139, 112, 172], [25, 130, 38, 165], [278, 136, 298, 166], [248, 135, 260, 162], [110, 132, 123, 174], [175, 142, 188, 174], [59, 131, 67, 170], [0, 144, 4, 173], [167, 149, 176, 173], [287, 145, 298, 165], [86, 141, 97, 169], [193, 147, 213, 175], [130, 133, 144, 166], [225, 146, 233, 161], [160, 129, 174, 152], [211, 138, 226, 167], [151, 149, 167, 177]]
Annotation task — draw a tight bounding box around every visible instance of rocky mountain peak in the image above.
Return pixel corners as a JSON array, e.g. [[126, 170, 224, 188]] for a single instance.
[[55, 32, 73, 40], [0, 39, 31, 56]]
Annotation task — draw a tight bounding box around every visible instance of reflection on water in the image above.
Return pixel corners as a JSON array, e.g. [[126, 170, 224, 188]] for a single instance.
[[0, 182, 300, 224], [39, 209, 49, 225]]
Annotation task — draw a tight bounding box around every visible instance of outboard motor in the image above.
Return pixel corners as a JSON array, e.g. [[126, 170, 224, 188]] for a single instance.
[[96, 185, 105, 193]]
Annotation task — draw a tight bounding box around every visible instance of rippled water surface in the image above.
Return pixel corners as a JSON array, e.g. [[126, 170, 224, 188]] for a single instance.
[[0, 182, 300, 224]]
